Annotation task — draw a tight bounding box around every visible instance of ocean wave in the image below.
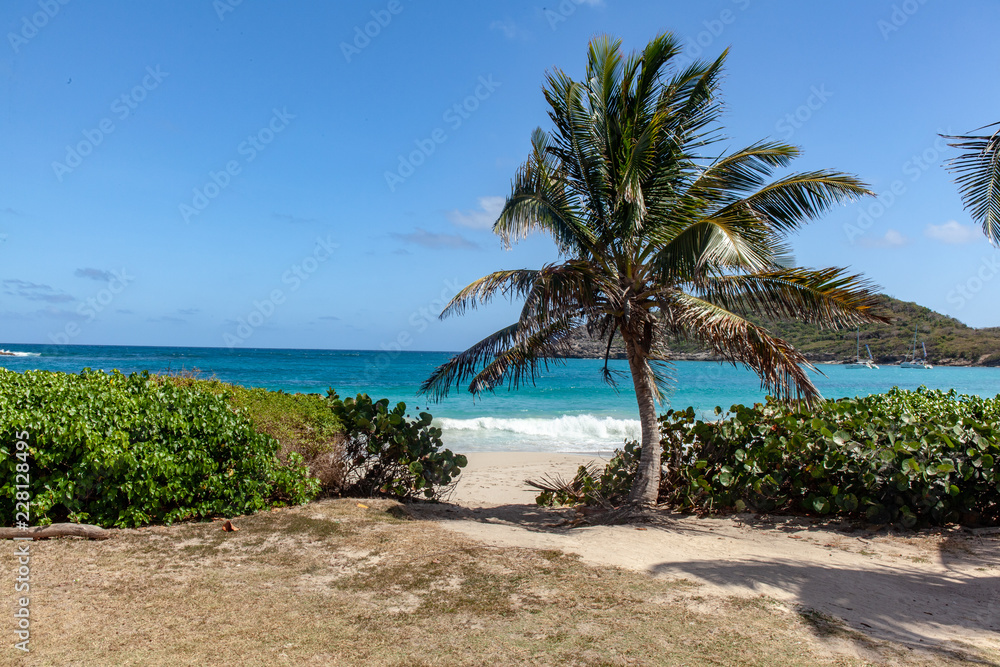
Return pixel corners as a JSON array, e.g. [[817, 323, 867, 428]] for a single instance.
[[436, 414, 641, 452], [1, 351, 40, 357]]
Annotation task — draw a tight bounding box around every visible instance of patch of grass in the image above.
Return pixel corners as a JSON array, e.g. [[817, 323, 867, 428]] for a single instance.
[[8, 498, 994, 666], [798, 608, 858, 639]]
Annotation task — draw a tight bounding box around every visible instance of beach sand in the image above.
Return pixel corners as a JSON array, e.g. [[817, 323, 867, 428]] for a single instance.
[[410, 452, 1000, 656]]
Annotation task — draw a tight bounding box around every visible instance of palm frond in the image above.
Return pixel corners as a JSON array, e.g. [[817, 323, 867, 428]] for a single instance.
[[666, 293, 821, 403], [440, 269, 541, 319], [945, 123, 1000, 245], [714, 171, 873, 236], [688, 141, 800, 203], [519, 261, 600, 325], [494, 128, 596, 255], [418, 323, 521, 400], [648, 215, 772, 282], [698, 268, 889, 328], [418, 317, 579, 400], [467, 317, 580, 394]]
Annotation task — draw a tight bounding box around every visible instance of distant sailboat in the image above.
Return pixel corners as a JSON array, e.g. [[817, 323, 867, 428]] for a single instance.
[[845, 329, 878, 369], [899, 325, 932, 369]]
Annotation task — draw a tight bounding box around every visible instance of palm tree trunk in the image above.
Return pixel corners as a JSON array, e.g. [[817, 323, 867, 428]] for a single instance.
[[623, 334, 661, 506]]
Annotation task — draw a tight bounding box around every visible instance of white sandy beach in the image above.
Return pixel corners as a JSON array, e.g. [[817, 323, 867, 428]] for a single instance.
[[412, 452, 1000, 656]]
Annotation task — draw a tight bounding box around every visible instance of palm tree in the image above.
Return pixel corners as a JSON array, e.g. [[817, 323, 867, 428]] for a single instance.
[[420, 33, 888, 506], [945, 123, 1000, 245]]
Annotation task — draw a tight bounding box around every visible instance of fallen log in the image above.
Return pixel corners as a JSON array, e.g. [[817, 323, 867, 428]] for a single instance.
[[0, 523, 111, 540]]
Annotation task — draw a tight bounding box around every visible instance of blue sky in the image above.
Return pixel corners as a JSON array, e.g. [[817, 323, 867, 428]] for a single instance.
[[1, 0, 998, 351]]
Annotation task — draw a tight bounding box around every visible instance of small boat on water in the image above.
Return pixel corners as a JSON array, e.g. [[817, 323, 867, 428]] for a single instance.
[[845, 329, 878, 369], [899, 325, 932, 369]]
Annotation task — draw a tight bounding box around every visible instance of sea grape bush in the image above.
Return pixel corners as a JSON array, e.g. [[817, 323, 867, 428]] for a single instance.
[[326, 391, 467, 500], [0, 369, 318, 528], [538, 387, 1000, 527]]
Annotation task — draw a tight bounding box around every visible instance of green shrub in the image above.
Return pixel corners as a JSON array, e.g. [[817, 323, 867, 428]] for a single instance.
[[0, 369, 319, 528], [166, 377, 346, 490], [538, 387, 1000, 527], [327, 391, 467, 500]]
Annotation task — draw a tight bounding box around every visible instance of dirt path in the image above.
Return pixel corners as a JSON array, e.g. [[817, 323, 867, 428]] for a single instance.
[[414, 452, 1000, 657]]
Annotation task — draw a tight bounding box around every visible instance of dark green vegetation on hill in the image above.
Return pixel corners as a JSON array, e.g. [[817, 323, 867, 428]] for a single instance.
[[562, 295, 1000, 365], [742, 296, 1000, 365], [537, 387, 1000, 527], [0, 370, 465, 528]]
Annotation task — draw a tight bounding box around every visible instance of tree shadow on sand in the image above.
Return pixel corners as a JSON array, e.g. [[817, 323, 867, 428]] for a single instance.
[[404, 499, 581, 531], [653, 557, 1000, 663], [405, 498, 1000, 661]]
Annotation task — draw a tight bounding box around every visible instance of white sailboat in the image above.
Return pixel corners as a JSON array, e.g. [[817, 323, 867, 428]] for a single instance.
[[899, 325, 932, 369], [845, 329, 878, 369]]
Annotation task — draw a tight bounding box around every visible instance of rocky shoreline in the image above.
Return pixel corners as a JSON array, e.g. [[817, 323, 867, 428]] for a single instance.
[[554, 335, 997, 367]]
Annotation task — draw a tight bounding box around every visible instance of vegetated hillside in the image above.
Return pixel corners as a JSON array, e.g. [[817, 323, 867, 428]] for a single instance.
[[560, 295, 1000, 366]]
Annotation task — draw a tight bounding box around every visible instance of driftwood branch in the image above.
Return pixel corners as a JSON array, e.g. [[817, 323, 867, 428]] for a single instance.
[[0, 523, 111, 540]]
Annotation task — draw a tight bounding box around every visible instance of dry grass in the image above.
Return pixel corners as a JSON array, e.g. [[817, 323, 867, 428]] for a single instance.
[[0, 499, 992, 666]]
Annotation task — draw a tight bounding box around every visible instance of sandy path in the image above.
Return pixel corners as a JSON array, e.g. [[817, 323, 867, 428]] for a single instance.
[[413, 452, 1000, 656]]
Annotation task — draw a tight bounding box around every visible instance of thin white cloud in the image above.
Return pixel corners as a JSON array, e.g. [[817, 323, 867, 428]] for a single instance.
[[490, 19, 528, 40], [859, 229, 910, 248], [3, 279, 74, 303], [272, 212, 320, 224], [924, 219, 980, 245], [75, 268, 115, 281], [392, 228, 480, 250], [446, 196, 505, 230]]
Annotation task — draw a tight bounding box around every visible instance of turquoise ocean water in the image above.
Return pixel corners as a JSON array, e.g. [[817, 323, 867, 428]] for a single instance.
[[4, 344, 1000, 453]]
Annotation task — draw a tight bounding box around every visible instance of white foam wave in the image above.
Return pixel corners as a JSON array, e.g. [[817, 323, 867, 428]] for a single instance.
[[436, 414, 641, 452], [1, 351, 40, 357]]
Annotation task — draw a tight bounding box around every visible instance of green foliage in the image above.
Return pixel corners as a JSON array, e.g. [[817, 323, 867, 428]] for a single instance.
[[534, 444, 640, 508], [539, 387, 1000, 527], [751, 296, 1000, 365], [168, 377, 345, 489], [326, 391, 467, 501], [174, 378, 343, 453], [0, 369, 319, 528]]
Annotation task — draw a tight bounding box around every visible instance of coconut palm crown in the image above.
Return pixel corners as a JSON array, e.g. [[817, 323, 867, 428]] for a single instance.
[[945, 122, 1000, 245], [420, 33, 888, 505]]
